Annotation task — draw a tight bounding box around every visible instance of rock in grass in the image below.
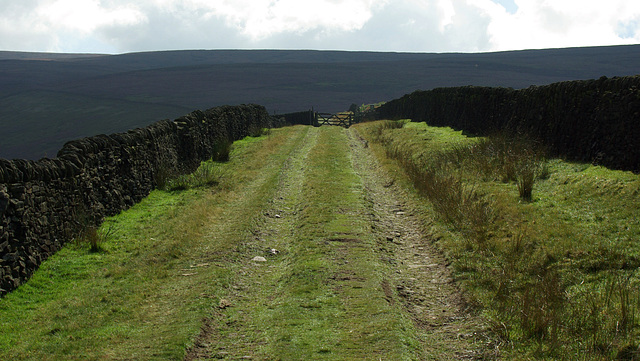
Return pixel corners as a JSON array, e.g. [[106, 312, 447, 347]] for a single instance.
[[252, 256, 267, 262], [218, 299, 232, 309]]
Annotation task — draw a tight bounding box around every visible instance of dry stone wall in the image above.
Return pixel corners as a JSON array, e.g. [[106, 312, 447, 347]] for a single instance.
[[0, 104, 272, 296], [378, 75, 640, 172], [276, 110, 317, 127]]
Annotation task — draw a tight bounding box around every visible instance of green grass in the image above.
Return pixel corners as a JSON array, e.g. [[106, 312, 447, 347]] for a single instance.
[[259, 126, 420, 359], [357, 120, 640, 360], [0, 190, 203, 359], [188, 126, 423, 359], [0, 126, 300, 360], [0, 125, 424, 360]]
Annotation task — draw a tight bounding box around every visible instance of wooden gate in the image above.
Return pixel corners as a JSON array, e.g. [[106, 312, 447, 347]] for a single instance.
[[315, 112, 355, 127]]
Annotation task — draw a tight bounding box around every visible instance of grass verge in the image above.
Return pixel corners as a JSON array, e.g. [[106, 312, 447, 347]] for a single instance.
[[356, 120, 640, 360]]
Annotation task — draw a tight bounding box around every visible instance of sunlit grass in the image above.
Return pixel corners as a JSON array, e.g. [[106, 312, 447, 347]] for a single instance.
[[0, 124, 421, 360], [357, 120, 640, 360], [0, 127, 297, 360], [213, 126, 422, 360]]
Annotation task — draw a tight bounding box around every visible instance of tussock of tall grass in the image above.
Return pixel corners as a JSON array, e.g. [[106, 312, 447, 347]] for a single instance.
[[158, 161, 222, 191], [372, 119, 407, 142], [78, 225, 113, 253], [71, 205, 117, 253], [568, 272, 640, 353], [364, 120, 640, 359], [212, 138, 233, 162], [452, 134, 547, 201]]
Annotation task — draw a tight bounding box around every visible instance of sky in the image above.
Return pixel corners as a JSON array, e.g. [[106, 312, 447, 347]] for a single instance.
[[1, 0, 639, 54]]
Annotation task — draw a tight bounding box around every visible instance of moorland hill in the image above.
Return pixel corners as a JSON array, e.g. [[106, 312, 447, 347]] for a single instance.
[[1, 45, 639, 159]]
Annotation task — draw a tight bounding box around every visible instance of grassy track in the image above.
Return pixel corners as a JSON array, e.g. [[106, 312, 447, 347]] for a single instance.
[[3, 120, 638, 360], [4, 125, 489, 360], [188, 126, 424, 359]]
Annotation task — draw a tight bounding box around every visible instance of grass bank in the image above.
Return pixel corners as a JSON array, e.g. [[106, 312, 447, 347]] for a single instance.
[[356, 120, 640, 360]]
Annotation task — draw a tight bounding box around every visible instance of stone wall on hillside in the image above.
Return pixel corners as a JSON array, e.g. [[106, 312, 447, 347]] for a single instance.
[[276, 110, 317, 127], [378, 75, 640, 172], [0, 104, 272, 296]]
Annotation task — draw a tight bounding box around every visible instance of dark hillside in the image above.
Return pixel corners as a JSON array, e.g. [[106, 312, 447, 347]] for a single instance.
[[0, 51, 105, 60], [0, 90, 191, 159], [1, 45, 639, 159]]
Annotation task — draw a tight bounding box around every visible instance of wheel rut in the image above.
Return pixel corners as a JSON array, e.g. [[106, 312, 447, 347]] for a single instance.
[[186, 126, 494, 360], [185, 126, 319, 360], [347, 128, 495, 359]]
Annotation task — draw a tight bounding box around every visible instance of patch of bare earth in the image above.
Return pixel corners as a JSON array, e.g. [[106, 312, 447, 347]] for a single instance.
[[347, 128, 499, 359]]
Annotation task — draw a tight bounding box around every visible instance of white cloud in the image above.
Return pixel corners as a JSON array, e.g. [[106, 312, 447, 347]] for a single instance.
[[0, 0, 146, 52], [36, 0, 145, 34], [476, 0, 640, 51], [181, 0, 387, 40], [0, 0, 639, 53]]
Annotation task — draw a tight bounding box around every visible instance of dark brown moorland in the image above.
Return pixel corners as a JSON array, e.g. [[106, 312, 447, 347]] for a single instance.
[[1, 45, 640, 160]]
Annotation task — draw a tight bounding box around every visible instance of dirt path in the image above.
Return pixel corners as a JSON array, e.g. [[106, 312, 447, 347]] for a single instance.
[[185, 126, 493, 360], [346, 128, 494, 359]]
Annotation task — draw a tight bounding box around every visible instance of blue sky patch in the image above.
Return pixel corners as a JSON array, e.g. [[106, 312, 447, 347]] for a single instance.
[[491, 0, 518, 14], [616, 19, 639, 39]]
